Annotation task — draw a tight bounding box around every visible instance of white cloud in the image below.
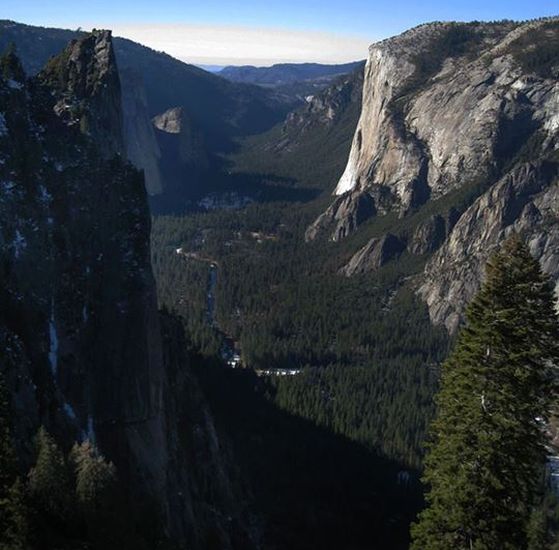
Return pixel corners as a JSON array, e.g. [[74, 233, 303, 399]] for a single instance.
[[87, 23, 371, 66]]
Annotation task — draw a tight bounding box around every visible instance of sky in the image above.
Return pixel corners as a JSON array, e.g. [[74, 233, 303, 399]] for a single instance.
[[3, 0, 558, 66]]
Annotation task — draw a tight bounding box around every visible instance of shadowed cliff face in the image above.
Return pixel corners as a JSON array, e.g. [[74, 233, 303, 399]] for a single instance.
[[149, 106, 210, 212], [0, 28, 168, 510], [307, 19, 559, 331], [39, 30, 125, 158], [0, 32, 256, 547], [121, 69, 163, 195]]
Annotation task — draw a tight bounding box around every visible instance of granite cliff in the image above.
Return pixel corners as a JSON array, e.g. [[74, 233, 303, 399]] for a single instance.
[[0, 32, 255, 548], [307, 19, 559, 331]]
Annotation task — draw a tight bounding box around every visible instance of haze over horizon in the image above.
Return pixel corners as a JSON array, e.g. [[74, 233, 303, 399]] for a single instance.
[[3, 1, 559, 68]]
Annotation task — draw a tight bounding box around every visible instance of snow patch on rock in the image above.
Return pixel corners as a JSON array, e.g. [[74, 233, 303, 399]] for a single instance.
[[1, 180, 16, 196], [334, 132, 361, 195], [545, 112, 559, 133], [335, 162, 358, 195], [0, 113, 7, 137], [547, 455, 559, 496], [48, 300, 59, 376], [38, 184, 51, 203], [81, 415, 96, 444], [13, 230, 26, 258], [544, 87, 559, 133], [7, 79, 23, 90], [63, 402, 77, 420]]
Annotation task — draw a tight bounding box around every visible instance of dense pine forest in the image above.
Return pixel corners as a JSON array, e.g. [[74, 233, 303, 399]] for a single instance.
[[150, 59, 559, 543], [150, 115, 454, 547], [152, 204, 449, 469]]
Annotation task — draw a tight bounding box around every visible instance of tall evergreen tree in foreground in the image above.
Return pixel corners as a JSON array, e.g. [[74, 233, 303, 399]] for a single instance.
[[411, 235, 559, 550]]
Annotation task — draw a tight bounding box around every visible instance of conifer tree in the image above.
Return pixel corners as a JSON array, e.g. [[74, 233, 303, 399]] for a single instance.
[[69, 440, 120, 546], [411, 235, 559, 550], [0, 374, 28, 550], [1, 479, 28, 550], [28, 427, 72, 520], [69, 440, 116, 513], [0, 43, 25, 83]]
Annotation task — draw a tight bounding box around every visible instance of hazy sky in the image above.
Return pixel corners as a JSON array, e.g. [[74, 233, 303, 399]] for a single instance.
[[3, 0, 558, 65]]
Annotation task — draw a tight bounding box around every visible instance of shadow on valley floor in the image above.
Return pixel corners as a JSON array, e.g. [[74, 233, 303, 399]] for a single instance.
[[194, 361, 423, 550], [149, 168, 322, 216]]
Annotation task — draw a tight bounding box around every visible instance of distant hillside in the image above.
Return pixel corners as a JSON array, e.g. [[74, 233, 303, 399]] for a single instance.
[[232, 64, 364, 193], [0, 20, 293, 212], [219, 61, 364, 86], [196, 64, 226, 73]]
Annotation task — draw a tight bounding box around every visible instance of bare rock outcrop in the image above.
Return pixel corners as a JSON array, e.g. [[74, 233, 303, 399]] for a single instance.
[[39, 30, 125, 158], [308, 18, 559, 332], [153, 106, 208, 168], [1, 34, 255, 547], [121, 69, 163, 195], [407, 210, 459, 255], [418, 161, 559, 333], [305, 189, 375, 242], [307, 19, 559, 242], [2, 29, 169, 515], [341, 233, 406, 276], [284, 65, 364, 138]]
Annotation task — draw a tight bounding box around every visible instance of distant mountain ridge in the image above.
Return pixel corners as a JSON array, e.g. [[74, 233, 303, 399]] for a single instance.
[[232, 63, 364, 189], [219, 60, 364, 86]]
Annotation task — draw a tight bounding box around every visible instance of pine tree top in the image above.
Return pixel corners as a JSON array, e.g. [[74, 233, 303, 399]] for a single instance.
[[0, 43, 25, 83], [412, 234, 559, 550]]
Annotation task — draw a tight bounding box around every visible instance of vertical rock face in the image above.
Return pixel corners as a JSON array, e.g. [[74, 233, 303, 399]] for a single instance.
[[1, 33, 255, 547], [332, 22, 521, 203], [150, 106, 209, 213], [307, 19, 559, 242], [407, 213, 456, 256], [152, 106, 208, 168], [121, 69, 163, 195], [0, 30, 169, 529], [39, 30, 125, 158], [0, 33, 173, 544], [307, 18, 559, 332], [158, 315, 258, 549], [305, 189, 375, 242], [341, 233, 405, 276], [418, 161, 559, 333]]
